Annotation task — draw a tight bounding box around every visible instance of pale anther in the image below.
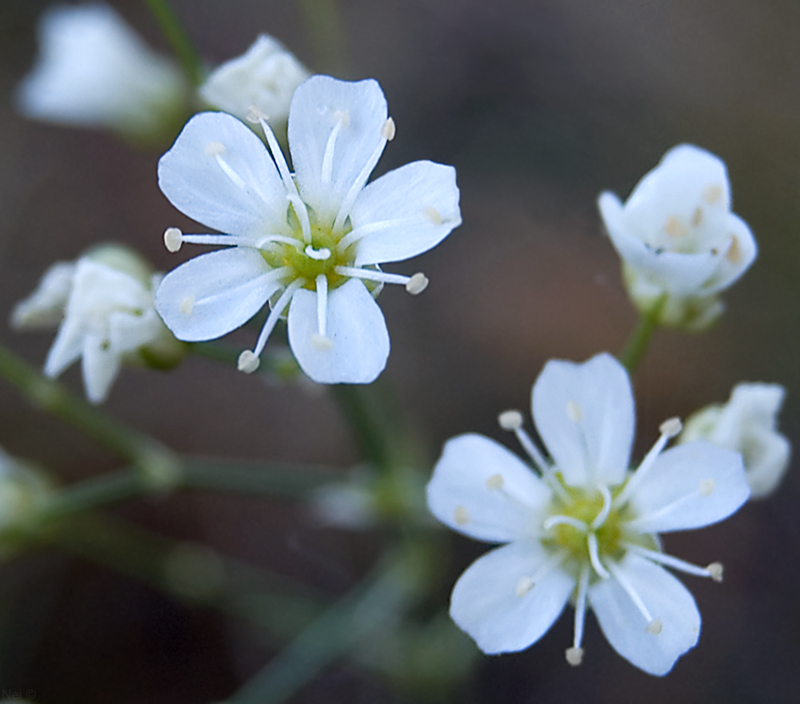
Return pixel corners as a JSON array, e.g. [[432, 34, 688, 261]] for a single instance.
[[332, 109, 350, 128], [664, 216, 688, 238], [164, 227, 183, 253], [566, 400, 582, 422], [699, 479, 715, 497], [702, 184, 723, 204], [237, 350, 260, 374], [659, 417, 683, 438], [422, 206, 442, 225], [381, 117, 396, 141], [565, 647, 584, 666], [646, 618, 663, 635], [485, 473, 504, 490], [707, 562, 724, 582], [515, 576, 534, 597], [692, 207, 703, 227], [405, 273, 428, 295], [310, 333, 333, 351], [454, 505, 470, 525], [179, 295, 194, 316], [498, 410, 524, 430], [245, 105, 268, 123], [204, 141, 225, 156], [727, 235, 742, 264]]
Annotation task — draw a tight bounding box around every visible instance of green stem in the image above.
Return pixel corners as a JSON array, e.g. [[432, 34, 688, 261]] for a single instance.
[[143, 0, 205, 85], [619, 296, 666, 375], [0, 342, 180, 488], [229, 546, 424, 704]]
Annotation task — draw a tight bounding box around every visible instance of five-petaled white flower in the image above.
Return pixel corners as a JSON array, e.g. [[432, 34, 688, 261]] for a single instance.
[[16, 3, 188, 141], [426, 353, 749, 675], [155, 75, 461, 384], [199, 35, 310, 129], [681, 383, 790, 499], [12, 245, 184, 403], [599, 145, 757, 330]]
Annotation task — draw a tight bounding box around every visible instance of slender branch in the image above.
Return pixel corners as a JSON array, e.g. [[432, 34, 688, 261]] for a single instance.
[[143, 0, 205, 85], [619, 295, 666, 375]]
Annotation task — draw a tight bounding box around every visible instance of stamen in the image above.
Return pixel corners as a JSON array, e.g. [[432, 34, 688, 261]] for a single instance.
[[251, 279, 305, 358], [213, 153, 248, 190], [543, 515, 588, 532], [623, 543, 723, 580], [310, 334, 333, 351], [332, 135, 389, 233], [175, 233, 299, 249], [245, 105, 268, 123], [498, 410, 524, 430], [286, 193, 312, 244], [702, 184, 723, 204], [587, 532, 610, 579], [164, 227, 183, 252], [405, 273, 428, 295], [305, 245, 332, 261], [646, 618, 663, 635], [237, 350, 260, 374], [614, 417, 681, 508], [204, 142, 225, 156], [726, 236, 742, 264], [381, 117, 396, 141], [607, 561, 653, 623], [485, 473, 504, 490], [566, 401, 583, 422], [623, 491, 702, 533], [515, 576, 534, 597], [315, 274, 328, 339], [422, 206, 442, 225], [179, 295, 194, 316], [321, 116, 344, 185], [336, 216, 417, 253], [569, 565, 590, 665], [590, 485, 613, 530], [454, 505, 470, 525], [699, 479, 715, 497], [334, 266, 411, 287]]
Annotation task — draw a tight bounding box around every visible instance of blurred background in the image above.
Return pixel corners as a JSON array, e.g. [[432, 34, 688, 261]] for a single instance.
[[1, 0, 799, 702]]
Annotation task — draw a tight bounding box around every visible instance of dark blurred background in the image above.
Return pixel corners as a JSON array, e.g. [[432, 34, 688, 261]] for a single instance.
[[1, 0, 799, 702]]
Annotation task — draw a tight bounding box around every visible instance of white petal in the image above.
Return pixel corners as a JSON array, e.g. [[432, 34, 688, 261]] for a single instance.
[[287, 278, 389, 384], [108, 309, 161, 355], [532, 353, 634, 488], [589, 552, 700, 676], [81, 334, 121, 404], [350, 161, 461, 266], [155, 248, 279, 342], [450, 540, 574, 654], [427, 434, 551, 543], [11, 261, 75, 330], [699, 214, 758, 294], [158, 112, 287, 236], [44, 316, 84, 379], [626, 442, 749, 534], [289, 76, 387, 219]]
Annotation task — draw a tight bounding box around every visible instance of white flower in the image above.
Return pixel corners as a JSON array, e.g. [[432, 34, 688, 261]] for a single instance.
[[13, 245, 184, 403], [426, 353, 749, 675], [681, 383, 790, 499], [155, 75, 461, 384], [599, 145, 757, 329], [199, 35, 310, 128], [16, 4, 188, 140]]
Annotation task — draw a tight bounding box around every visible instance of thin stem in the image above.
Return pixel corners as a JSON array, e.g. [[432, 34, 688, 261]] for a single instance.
[[228, 546, 423, 704], [143, 0, 205, 85], [619, 295, 666, 375], [0, 342, 180, 488]]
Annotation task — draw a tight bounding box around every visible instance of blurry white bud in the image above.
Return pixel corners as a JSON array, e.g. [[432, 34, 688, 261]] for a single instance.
[[0, 448, 51, 531], [681, 383, 790, 498], [599, 144, 757, 330], [310, 482, 377, 530], [16, 4, 189, 141], [198, 35, 310, 127], [15, 244, 185, 404], [11, 261, 75, 330]]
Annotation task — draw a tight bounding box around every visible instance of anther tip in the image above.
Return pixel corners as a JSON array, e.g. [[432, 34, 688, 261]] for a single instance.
[[660, 417, 683, 438], [498, 410, 524, 431], [237, 350, 260, 374], [405, 273, 428, 295], [646, 618, 663, 635], [381, 117, 396, 141], [246, 105, 269, 123], [164, 227, 183, 253], [310, 333, 333, 351], [204, 141, 226, 156], [565, 647, 584, 666], [707, 562, 724, 582]]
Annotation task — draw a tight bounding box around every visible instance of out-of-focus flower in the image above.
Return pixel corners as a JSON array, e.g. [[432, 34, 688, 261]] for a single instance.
[[427, 353, 749, 675], [598, 145, 757, 330], [199, 35, 309, 131], [12, 244, 185, 403], [681, 383, 790, 499], [0, 448, 51, 534], [155, 75, 461, 384], [16, 4, 189, 142]]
